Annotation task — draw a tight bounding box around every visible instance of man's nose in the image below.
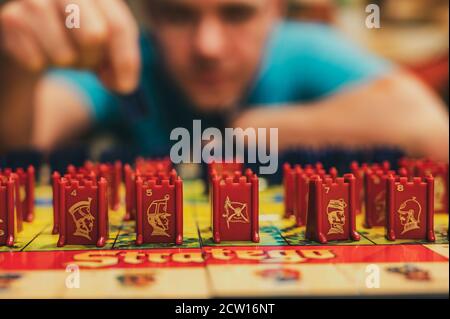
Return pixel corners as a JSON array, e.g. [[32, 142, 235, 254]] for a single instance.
[[193, 17, 226, 60]]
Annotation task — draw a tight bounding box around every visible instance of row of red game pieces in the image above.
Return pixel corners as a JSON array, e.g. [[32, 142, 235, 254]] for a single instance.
[[0, 166, 35, 246], [51, 158, 257, 247], [124, 160, 259, 244], [284, 159, 448, 243], [53, 158, 183, 247], [1, 158, 447, 247]]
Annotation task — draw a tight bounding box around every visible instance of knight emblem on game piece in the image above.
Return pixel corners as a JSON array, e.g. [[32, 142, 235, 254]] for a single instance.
[[69, 198, 95, 240], [305, 174, 360, 244], [386, 175, 435, 242], [147, 194, 172, 237], [327, 199, 346, 235], [135, 173, 183, 245], [223, 196, 249, 229], [397, 197, 421, 235], [57, 178, 108, 247]]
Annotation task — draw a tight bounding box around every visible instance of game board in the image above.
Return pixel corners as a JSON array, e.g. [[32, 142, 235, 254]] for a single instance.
[[0, 180, 448, 298]]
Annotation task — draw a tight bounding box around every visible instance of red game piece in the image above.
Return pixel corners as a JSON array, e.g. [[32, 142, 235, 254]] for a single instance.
[[1, 166, 35, 222], [350, 161, 391, 215], [386, 175, 435, 242], [283, 163, 300, 219], [124, 159, 173, 221], [0, 177, 15, 247], [305, 174, 360, 244], [16, 166, 35, 222], [364, 169, 397, 228], [284, 163, 338, 227], [67, 161, 122, 212], [99, 161, 122, 211], [295, 167, 338, 227], [135, 157, 173, 173], [398, 158, 449, 214], [350, 162, 369, 215], [124, 164, 138, 221], [208, 161, 244, 181], [211, 170, 259, 243], [52, 172, 61, 234], [135, 171, 183, 245], [57, 177, 109, 247], [415, 160, 448, 214], [398, 158, 417, 178]]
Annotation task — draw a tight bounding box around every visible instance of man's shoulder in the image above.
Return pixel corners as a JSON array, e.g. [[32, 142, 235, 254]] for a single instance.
[[269, 21, 341, 51]]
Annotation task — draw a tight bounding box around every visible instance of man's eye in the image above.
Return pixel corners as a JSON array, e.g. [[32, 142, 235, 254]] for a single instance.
[[221, 6, 256, 24], [160, 7, 197, 25]]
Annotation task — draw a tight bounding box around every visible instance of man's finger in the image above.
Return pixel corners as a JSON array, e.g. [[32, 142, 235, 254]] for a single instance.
[[22, 0, 76, 66], [0, 1, 46, 70], [96, 0, 141, 93], [58, 0, 108, 68]]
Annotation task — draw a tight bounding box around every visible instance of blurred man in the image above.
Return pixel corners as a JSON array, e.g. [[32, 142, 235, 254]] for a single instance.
[[0, 0, 448, 162]]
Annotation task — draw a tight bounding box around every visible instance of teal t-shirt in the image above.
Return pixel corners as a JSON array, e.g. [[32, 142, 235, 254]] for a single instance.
[[49, 21, 391, 155]]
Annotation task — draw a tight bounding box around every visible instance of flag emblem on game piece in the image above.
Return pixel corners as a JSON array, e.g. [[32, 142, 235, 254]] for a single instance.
[[397, 197, 421, 235], [223, 196, 249, 229], [147, 194, 172, 237], [69, 198, 95, 240]]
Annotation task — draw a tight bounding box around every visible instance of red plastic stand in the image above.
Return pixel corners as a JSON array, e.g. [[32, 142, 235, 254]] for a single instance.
[[415, 160, 448, 214], [208, 161, 244, 181], [67, 161, 122, 211], [57, 177, 109, 247], [364, 169, 397, 228], [305, 174, 360, 244], [386, 175, 435, 242], [399, 158, 449, 214], [124, 164, 138, 221], [0, 177, 15, 247], [284, 163, 338, 227], [211, 170, 259, 243], [135, 157, 172, 173], [135, 171, 183, 245], [350, 161, 391, 215], [1, 166, 35, 222], [124, 159, 173, 221], [99, 162, 122, 211], [52, 172, 61, 234]]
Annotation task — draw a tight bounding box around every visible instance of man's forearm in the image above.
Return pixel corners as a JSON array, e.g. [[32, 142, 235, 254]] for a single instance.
[[0, 52, 39, 152], [236, 71, 449, 161]]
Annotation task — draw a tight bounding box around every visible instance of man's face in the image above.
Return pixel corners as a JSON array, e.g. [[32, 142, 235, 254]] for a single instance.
[[149, 0, 281, 112]]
